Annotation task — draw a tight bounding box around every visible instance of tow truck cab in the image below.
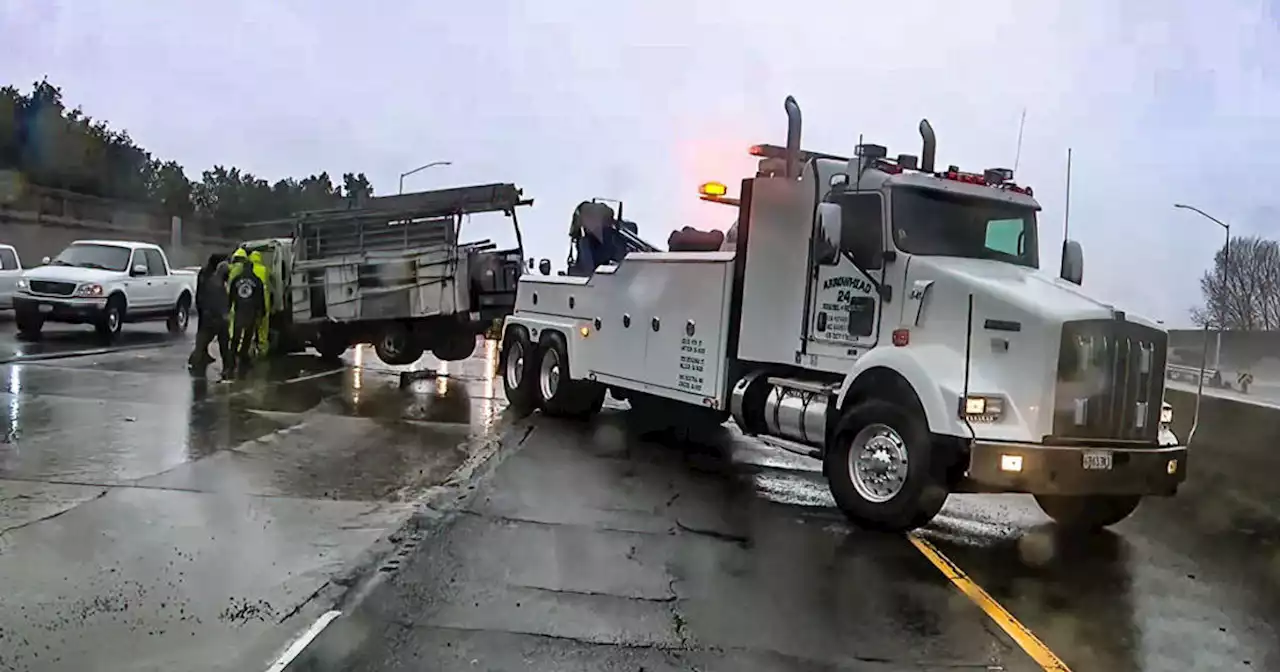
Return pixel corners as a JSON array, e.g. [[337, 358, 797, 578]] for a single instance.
[[500, 96, 1188, 533]]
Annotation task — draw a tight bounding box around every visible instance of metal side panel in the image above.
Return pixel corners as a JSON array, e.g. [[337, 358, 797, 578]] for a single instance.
[[324, 265, 360, 321], [637, 257, 735, 403]]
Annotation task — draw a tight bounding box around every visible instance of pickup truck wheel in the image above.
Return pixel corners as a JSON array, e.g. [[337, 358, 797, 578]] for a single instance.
[[535, 331, 601, 419], [16, 314, 43, 340], [501, 330, 538, 415], [1034, 494, 1141, 531], [825, 400, 947, 532], [96, 297, 125, 342], [374, 323, 424, 365], [167, 295, 191, 334]]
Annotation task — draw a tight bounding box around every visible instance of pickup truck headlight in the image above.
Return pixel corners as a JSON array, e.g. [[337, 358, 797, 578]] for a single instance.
[[959, 394, 1004, 422], [74, 283, 105, 298], [1160, 402, 1173, 426], [15, 278, 27, 289]]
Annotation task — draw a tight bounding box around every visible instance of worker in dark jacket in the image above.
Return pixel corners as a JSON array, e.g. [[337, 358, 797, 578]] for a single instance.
[[227, 251, 267, 377], [188, 254, 230, 373]]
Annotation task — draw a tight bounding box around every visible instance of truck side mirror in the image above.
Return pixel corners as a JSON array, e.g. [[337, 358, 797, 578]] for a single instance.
[[1061, 239, 1083, 285], [814, 203, 842, 266], [132, 264, 148, 277], [538, 259, 551, 275]]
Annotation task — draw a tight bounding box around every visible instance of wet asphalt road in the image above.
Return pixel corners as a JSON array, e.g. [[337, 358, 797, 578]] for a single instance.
[[2, 320, 1278, 671], [0, 322, 507, 672], [285, 417, 1279, 670]]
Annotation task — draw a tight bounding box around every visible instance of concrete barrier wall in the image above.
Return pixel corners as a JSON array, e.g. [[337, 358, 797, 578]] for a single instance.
[[1165, 388, 1280, 526], [0, 185, 238, 268]]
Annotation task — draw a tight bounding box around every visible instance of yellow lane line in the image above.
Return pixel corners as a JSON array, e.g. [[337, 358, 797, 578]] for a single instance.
[[908, 534, 1072, 672]]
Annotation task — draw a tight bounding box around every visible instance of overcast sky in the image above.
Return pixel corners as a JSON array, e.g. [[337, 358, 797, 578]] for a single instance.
[[4, 0, 1278, 325]]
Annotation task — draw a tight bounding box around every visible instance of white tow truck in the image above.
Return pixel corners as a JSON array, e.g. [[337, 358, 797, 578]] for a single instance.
[[12, 240, 196, 341], [499, 97, 1191, 532]]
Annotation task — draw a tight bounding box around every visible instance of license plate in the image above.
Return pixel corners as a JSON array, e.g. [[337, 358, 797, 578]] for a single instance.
[[1082, 450, 1113, 471], [38, 304, 53, 314]]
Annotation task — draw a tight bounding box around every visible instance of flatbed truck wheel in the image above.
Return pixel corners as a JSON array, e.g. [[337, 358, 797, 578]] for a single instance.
[[501, 329, 538, 415], [1034, 494, 1141, 531], [375, 323, 424, 365], [825, 399, 947, 532], [534, 331, 604, 419]]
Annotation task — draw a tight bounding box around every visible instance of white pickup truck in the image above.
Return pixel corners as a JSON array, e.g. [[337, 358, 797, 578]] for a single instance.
[[0, 243, 21, 311], [12, 240, 196, 342]]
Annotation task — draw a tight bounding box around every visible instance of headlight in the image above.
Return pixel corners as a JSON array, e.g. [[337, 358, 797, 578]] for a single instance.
[[959, 395, 1004, 422], [15, 278, 27, 289], [1160, 403, 1173, 425], [74, 283, 104, 298]]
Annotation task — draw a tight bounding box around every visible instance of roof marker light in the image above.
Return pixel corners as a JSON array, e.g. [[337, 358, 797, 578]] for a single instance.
[[698, 181, 728, 197]]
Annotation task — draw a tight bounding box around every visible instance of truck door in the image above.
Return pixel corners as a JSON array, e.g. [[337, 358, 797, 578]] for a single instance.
[[806, 191, 885, 358]]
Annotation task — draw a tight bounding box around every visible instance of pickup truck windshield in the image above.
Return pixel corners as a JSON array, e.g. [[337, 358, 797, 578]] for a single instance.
[[891, 187, 1039, 269], [51, 244, 132, 272]]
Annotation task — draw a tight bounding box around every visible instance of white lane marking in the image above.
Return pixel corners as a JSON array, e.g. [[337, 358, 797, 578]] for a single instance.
[[264, 609, 342, 672], [277, 368, 345, 385]]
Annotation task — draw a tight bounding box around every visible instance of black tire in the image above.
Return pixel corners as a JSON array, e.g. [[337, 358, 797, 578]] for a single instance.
[[374, 322, 424, 365], [500, 328, 538, 415], [315, 328, 348, 361], [15, 314, 42, 340], [432, 330, 477, 362], [167, 294, 191, 334], [535, 331, 603, 419], [824, 400, 947, 532], [1034, 494, 1141, 531], [96, 296, 125, 343]]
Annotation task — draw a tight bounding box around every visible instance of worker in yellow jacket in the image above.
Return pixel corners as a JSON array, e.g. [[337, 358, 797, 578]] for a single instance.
[[249, 250, 271, 356], [226, 248, 271, 358]]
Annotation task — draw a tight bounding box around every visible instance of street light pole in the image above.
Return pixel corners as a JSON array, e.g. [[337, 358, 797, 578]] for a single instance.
[[1174, 203, 1231, 375], [398, 160, 452, 194]]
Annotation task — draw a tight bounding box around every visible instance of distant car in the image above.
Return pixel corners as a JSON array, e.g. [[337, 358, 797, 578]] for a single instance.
[[0, 243, 20, 310], [12, 240, 196, 342]]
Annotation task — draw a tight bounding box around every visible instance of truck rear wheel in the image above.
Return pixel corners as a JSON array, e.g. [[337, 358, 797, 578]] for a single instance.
[[535, 331, 603, 419], [374, 323, 424, 365], [825, 400, 946, 532], [167, 294, 191, 334], [1034, 494, 1141, 531], [432, 330, 477, 362], [501, 329, 538, 415]]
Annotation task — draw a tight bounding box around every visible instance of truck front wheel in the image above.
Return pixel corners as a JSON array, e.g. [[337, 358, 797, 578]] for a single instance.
[[96, 296, 125, 343], [825, 400, 947, 532], [1034, 494, 1141, 531]]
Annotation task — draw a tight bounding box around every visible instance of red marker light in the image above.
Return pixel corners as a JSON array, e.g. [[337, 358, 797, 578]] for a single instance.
[[892, 329, 910, 347]]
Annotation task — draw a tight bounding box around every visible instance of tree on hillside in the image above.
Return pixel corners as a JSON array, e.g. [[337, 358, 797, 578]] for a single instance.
[[1192, 235, 1280, 330], [0, 79, 375, 225]]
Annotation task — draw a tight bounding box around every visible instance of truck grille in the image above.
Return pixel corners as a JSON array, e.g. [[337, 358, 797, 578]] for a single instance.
[[1051, 318, 1167, 443], [29, 280, 76, 296]]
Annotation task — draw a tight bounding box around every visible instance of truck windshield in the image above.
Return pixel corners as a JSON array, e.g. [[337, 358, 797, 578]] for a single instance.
[[891, 187, 1039, 269], [50, 244, 132, 272]]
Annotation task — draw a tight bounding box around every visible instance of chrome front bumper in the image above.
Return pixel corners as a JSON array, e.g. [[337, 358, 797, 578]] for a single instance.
[[961, 440, 1187, 496]]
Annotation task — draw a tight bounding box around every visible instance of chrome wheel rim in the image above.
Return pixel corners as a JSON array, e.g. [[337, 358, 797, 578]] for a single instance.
[[108, 309, 119, 332], [538, 347, 560, 400], [505, 341, 525, 388], [848, 423, 909, 503], [178, 305, 188, 328]]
